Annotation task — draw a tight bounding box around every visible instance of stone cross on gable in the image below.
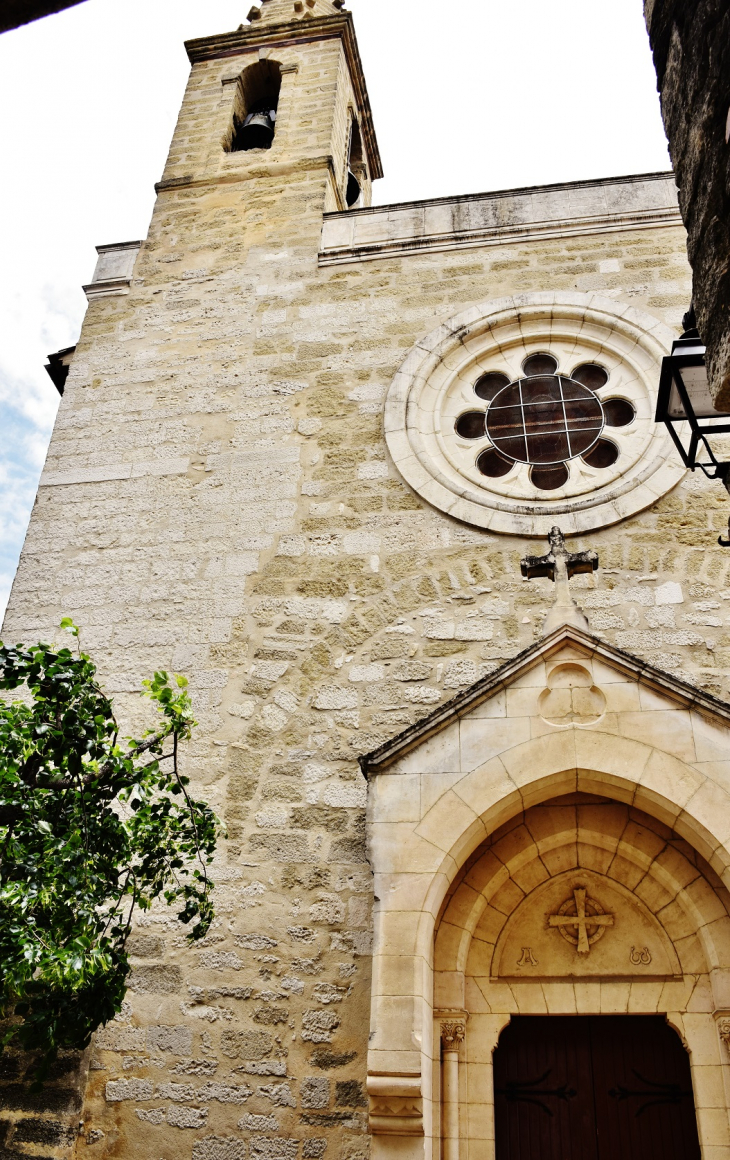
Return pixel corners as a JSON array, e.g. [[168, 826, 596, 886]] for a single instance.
[[521, 526, 598, 585], [521, 526, 598, 635]]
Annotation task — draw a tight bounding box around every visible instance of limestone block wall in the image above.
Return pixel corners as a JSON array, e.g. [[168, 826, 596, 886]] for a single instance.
[[0, 32, 726, 1160], [162, 18, 377, 216]]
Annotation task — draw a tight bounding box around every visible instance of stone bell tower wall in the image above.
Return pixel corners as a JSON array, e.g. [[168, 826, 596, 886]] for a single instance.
[[158, 14, 379, 213], [1, 10, 729, 1160]]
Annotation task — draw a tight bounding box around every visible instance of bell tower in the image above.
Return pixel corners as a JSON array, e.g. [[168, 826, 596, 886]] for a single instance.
[[155, 0, 381, 217]]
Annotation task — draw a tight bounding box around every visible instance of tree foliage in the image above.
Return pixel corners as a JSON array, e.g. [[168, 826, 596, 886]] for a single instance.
[[0, 621, 220, 1077]]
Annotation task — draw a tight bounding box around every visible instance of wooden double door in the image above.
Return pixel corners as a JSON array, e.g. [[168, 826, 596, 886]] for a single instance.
[[493, 1016, 701, 1160]]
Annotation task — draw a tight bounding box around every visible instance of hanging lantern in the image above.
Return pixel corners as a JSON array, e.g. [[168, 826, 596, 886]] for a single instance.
[[656, 307, 730, 544]]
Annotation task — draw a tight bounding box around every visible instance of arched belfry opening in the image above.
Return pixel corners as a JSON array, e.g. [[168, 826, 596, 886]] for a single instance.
[[226, 60, 282, 152]]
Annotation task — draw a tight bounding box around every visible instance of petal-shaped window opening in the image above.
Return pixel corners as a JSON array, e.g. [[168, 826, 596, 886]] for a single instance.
[[477, 447, 513, 478], [530, 463, 569, 490], [603, 398, 635, 427], [582, 438, 619, 469], [475, 372, 510, 402], [523, 352, 559, 377], [455, 411, 487, 439], [571, 362, 609, 392]]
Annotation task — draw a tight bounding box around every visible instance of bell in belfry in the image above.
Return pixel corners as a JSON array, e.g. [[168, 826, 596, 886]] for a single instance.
[[238, 106, 276, 150]]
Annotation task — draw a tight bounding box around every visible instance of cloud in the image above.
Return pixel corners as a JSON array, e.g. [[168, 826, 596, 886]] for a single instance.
[[0, 371, 57, 625]]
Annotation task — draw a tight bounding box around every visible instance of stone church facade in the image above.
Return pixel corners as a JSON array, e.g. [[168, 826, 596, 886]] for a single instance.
[[5, 2, 730, 1159]]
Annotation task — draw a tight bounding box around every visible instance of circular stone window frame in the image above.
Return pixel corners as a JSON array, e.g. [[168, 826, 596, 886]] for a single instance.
[[384, 292, 687, 537]]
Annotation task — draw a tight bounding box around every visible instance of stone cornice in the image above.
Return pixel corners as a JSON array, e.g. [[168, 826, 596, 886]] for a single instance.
[[184, 13, 383, 180], [319, 207, 683, 265], [358, 624, 730, 777], [320, 171, 682, 264]]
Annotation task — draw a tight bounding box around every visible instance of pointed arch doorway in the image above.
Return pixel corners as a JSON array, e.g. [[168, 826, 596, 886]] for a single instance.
[[363, 626, 730, 1160], [494, 1015, 701, 1160]]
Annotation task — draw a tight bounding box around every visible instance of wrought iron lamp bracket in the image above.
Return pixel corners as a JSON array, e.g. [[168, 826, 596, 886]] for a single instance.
[[656, 313, 730, 546]]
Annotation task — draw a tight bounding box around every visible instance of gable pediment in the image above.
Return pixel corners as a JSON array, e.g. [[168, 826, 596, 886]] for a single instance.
[[360, 625, 730, 778]]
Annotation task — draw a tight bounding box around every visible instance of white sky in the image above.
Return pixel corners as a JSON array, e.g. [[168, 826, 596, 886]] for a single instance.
[[0, 0, 672, 623]]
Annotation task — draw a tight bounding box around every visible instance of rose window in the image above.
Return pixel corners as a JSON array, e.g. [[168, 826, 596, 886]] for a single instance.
[[454, 352, 636, 492], [385, 293, 685, 536]]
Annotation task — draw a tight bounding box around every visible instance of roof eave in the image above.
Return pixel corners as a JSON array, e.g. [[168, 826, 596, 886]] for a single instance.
[[359, 624, 730, 778]]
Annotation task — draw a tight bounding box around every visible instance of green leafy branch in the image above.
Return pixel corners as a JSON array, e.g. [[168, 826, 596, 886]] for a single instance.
[[0, 621, 221, 1080]]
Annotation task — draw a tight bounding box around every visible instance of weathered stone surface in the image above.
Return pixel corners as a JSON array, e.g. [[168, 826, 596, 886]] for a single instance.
[[146, 1026, 193, 1055], [166, 1106, 209, 1129], [94, 1025, 146, 1052], [126, 936, 164, 958], [128, 966, 183, 995], [249, 1141, 298, 1160], [334, 1081, 366, 1107], [301, 1012, 340, 1044], [237, 1114, 278, 1131], [220, 1032, 273, 1061], [105, 1079, 153, 1103], [646, 0, 730, 404], [302, 1142, 327, 1159], [192, 1138, 247, 1160], [301, 1077, 330, 1109], [8, 4, 730, 1160], [257, 1084, 296, 1109]]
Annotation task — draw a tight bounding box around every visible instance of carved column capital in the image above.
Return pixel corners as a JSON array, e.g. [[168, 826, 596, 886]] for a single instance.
[[441, 1021, 466, 1051], [717, 1017, 730, 1046]]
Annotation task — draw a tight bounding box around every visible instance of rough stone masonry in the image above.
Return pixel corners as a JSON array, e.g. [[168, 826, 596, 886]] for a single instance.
[[645, 0, 730, 407], [2, 2, 730, 1160]]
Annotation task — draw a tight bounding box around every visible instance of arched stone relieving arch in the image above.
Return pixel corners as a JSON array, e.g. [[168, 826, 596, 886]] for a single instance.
[[366, 707, 730, 1160]]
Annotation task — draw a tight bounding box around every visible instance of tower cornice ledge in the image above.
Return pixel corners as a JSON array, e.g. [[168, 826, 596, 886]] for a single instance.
[[185, 12, 382, 180], [154, 153, 343, 194]]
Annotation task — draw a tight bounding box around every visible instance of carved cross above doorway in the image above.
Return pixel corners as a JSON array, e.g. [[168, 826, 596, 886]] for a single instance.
[[548, 885, 614, 955]]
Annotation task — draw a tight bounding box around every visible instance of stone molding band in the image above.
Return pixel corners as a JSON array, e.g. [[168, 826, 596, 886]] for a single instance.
[[319, 208, 682, 266], [367, 1073, 424, 1137]]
